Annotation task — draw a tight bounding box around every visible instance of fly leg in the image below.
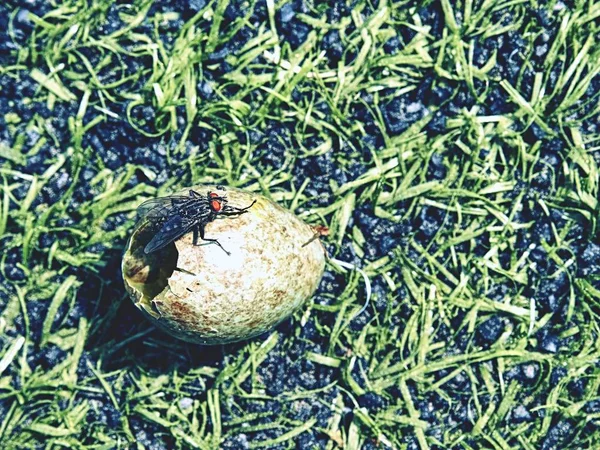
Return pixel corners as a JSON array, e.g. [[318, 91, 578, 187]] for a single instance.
[[193, 225, 231, 255], [221, 200, 257, 215]]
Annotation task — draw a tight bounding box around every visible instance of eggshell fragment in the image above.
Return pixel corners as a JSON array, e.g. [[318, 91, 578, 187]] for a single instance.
[[122, 185, 326, 344]]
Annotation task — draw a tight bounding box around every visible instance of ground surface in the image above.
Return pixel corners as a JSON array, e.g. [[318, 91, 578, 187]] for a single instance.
[[1, 0, 600, 449]]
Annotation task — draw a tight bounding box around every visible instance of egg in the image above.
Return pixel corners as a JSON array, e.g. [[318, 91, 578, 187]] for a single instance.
[[121, 185, 326, 344]]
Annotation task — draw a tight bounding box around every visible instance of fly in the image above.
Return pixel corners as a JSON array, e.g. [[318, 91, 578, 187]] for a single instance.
[[137, 187, 256, 255]]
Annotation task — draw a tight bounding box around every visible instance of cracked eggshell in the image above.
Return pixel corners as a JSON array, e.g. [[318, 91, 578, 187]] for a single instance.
[[122, 185, 326, 345]]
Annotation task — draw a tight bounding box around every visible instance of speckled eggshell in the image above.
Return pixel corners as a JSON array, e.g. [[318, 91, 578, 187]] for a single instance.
[[122, 185, 326, 344]]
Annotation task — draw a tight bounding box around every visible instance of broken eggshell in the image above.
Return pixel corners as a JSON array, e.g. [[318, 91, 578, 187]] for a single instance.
[[121, 185, 326, 345]]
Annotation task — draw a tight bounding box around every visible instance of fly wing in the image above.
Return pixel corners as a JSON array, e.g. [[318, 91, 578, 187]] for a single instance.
[[136, 196, 190, 221], [144, 214, 197, 254]]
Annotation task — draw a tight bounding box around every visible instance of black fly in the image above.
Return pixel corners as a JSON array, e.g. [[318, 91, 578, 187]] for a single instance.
[[137, 187, 256, 255]]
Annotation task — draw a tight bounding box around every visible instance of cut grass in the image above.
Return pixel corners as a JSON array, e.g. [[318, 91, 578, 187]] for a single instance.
[[1, 0, 600, 449]]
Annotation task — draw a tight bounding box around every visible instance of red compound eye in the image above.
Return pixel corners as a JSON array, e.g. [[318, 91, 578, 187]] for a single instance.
[[209, 192, 223, 211]]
